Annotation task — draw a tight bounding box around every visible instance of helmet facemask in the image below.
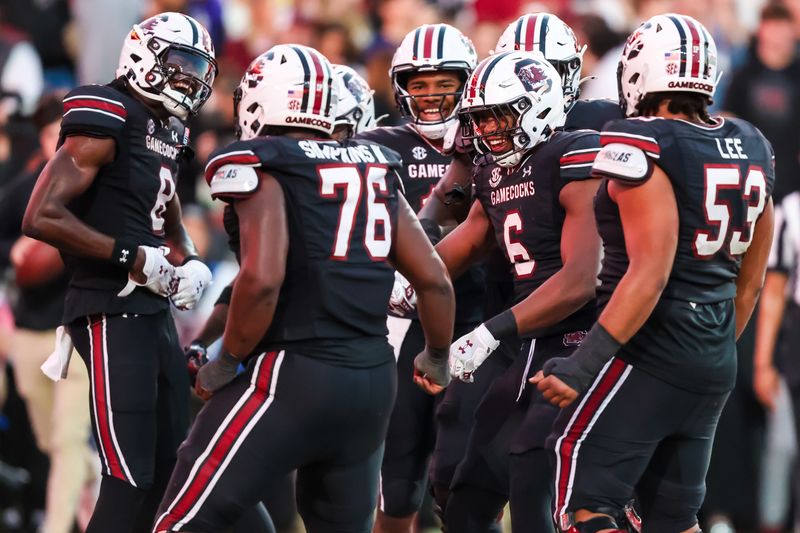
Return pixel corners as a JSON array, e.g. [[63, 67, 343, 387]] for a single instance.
[[462, 97, 551, 168], [148, 42, 216, 120], [394, 68, 469, 140], [460, 52, 566, 168]]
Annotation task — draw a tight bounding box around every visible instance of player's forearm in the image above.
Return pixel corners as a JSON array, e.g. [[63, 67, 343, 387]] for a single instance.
[[435, 229, 491, 280], [23, 202, 116, 261], [221, 271, 280, 357], [164, 201, 199, 263], [736, 280, 764, 340], [197, 303, 229, 346], [597, 266, 668, 344], [511, 265, 596, 336], [753, 273, 788, 366], [418, 155, 472, 227], [415, 275, 456, 350]]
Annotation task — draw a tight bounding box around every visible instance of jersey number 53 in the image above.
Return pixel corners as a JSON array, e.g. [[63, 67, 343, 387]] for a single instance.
[[694, 165, 767, 258]]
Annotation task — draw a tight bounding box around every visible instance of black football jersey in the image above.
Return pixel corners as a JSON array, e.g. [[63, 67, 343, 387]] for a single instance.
[[356, 124, 449, 212], [356, 124, 485, 324], [206, 136, 403, 367], [564, 99, 624, 132], [593, 116, 775, 392], [473, 130, 601, 338], [58, 81, 189, 323]]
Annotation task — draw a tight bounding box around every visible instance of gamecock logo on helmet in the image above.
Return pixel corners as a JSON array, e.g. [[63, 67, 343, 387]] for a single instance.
[[514, 59, 552, 93]]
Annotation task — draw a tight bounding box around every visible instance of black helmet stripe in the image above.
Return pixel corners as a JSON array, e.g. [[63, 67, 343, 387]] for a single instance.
[[290, 46, 312, 112], [478, 53, 506, 99], [436, 25, 446, 59], [538, 14, 549, 54], [183, 14, 199, 46], [412, 27, 421, 59], [514, 17, 524, 49], [667, 15, 688, 77]]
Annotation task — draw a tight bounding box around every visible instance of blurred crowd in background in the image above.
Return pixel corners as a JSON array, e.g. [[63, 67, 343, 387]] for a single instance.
[[1, 0, 800, 531]]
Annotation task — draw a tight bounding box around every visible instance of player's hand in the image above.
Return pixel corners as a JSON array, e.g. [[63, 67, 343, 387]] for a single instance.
[[196, 352, 241, 398], [449, 324, 500, 382], [171, 259, 212, 310], [414, 346, 450, 394], [184, 340, 208, 387], [388, 271, 416, 317], [118, 246, 176, 297], [530, 370, 578, 408], [754, 365, 781, 411]]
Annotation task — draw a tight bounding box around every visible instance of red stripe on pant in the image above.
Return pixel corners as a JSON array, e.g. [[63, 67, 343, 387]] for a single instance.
[[90, 315, 126, 481], [155, 351, 278, 531], [555, 358, 627, 518]]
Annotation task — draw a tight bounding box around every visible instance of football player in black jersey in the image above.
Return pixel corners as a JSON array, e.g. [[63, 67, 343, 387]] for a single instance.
[[533, 14, 776, 533], [426, 51, 601, 533], [153, 44, 455, 533], [179, 62, 382, 533], [412, 13, 616, 530], [353, 23, 484, 533], [22, 13, 217, 533], [404, 47, 599, 532]]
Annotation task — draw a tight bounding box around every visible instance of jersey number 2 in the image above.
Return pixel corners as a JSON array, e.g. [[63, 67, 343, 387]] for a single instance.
[[150, 166, 176, 235], [694, 165, 767, 257], [319, 165, 392, 260]]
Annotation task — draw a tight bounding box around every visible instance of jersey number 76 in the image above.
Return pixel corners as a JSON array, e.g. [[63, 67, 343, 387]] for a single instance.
[[318, 164, 392, 260]]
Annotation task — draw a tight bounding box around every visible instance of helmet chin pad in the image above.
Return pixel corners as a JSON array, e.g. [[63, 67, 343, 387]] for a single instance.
[[413, 116, 458, 140]]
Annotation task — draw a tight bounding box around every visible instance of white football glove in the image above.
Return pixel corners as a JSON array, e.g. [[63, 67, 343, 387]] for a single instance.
[[449, 324, 500, 383], [388, 271, 417, 317], [117, 246, 176, 298], [171, 259, 212, 310]]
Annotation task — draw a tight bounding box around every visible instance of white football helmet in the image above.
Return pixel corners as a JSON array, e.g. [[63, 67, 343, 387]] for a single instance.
[[333, 64, 376, 138], [391, 23, 477, 140], [117, 12, 217, 121], [460, 51, 566, 168], [618, 13, 719, 117], [235, 44, 339, 139], [495, 13, 585, 110]]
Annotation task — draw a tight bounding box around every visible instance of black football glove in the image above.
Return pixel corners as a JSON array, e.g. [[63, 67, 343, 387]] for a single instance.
[[196, 352, 241, 393], [184, 340, 208, 387], [542, 324, 622, 394], [414, 346, 451, 388]]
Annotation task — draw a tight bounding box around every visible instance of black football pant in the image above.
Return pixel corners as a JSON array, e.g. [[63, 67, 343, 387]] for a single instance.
[[379, 319, 477, 517], [446, 335, 578, 533], [68, 311, 189, 533], [154, 351, 396, 532], [547, 359, 728, 533]]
